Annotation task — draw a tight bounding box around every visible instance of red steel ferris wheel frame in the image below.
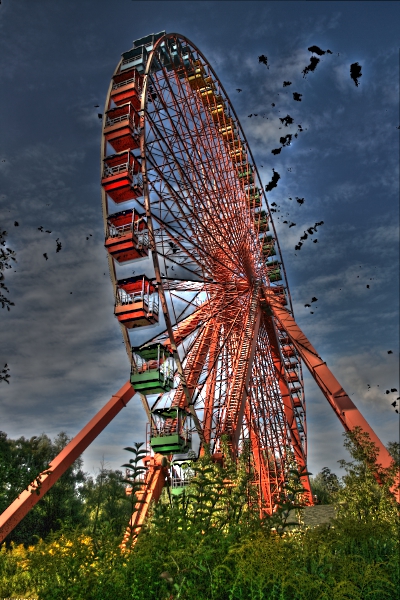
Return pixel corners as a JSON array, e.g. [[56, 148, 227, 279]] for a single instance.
[[0, 32, 398, 547]]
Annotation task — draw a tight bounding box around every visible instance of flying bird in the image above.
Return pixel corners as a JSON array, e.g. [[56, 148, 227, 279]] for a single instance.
[[293, 92, 302, 101], [387, 350, 393, 354], [236, 88, 242, 92], [302, 56, 320, 77], [14, 221, 19, 226], [295, 243, 302, 251], [307, 227, 314, 235], [300, 233, 308, 241], [308, 45, 331, 56], [288, 222, 296, 228], [271, 148, 282, 155], [350, 62, 362, 87], [313, 239, 318, 243], [258, 55, 269, 67], [46, 230, 51, 234], [314, 221, 324, 227], [265, 169, 281, 192], [43, 253, 48, 260], [311, 297, 318, 302], [94, 104, 99, 107], [56, 241, 62, 252], [279, 115, 294, 127], [248, 114, 253, 118], [98, 113, 103, 119], [271, 103, 275, 107], [38, 226, 44, 232], [283, 81, 292, 87], [296, 197, 304, 205], [280, 134, 292, 147], [304, 303, 311, 307], [391, 388, 398, 392], [392, 401, 398, 407], [366, 285, 370, 289], [271, 202, 277, 207]]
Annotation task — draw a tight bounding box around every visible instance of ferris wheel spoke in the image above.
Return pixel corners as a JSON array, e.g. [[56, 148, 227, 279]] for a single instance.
[[145, 77, 251, 253]]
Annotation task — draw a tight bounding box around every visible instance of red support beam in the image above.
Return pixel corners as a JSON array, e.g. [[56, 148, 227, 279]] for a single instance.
[[269, 298, 396, 476], [0, 381, 135, 544]]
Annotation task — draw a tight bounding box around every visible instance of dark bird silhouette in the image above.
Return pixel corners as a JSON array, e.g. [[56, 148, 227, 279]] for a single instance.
[[280, 134, 292, 147], [236, 88, 242, 92], [293, 92, 302, 101], [310, 311, 314, 314], [350, 62, 362, 87], [14, 221, 19, 226], [265, 169, 281, 192], [311, 297, 318, 302], [392, 401, 398, 407], [279, 115, 294, 127], [283, 220, 288, 224], [271, 148, 282, 155], [296, 197, 304, 205], [307, 227, 314, 235], [43, 253, 48, 260], [98, 113, 103, 119], [295, 243, 302, 251], [248, 114, 253, 118], [366, 285, 370, 289], [283, 81, 292, 87], [387, 350, 393, 354], [271, 103, 275, 107], [386, 390, 390, 394], [308, 45, 326, 56], [304, 303, 311, 307], [258, 55, 269, 67], [86, 237, 89, 240], [300, 233, 308, 241], [94, 104, 99, 107], [38, 226, 44, 232], [56, 241, 62, 252], [289, 222, 296, 228], [271, 202, 277, 207], [313, 239, 318, 243], [391, 388, 398, 392], [46, 230, 51, 234], [302, 56, 320, 77], [314, 221, 324, 227]]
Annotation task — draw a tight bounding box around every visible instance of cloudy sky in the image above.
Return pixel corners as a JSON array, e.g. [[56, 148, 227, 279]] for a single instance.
[[0, 0, 398, 483]]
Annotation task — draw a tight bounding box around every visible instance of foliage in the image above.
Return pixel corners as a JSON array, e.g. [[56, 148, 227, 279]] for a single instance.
[[0, 431, 87, 547], [310, 467, 341, 505], [0, 229, 16, 312], [333, 427, 399, 528], [0, 429, 398, 599]]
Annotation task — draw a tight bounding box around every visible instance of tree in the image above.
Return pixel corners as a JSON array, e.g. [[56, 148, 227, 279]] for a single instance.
[[334, 428, 399, 526], [310, 466, 341, 504], [0, 229, 15, 312], [0, 430, 87, 546]]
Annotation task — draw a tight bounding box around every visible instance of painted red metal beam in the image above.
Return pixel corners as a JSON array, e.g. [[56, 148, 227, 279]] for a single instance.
[[269, 299, 396, 475], [0, 381, 135, 544], [120, 453, 167, 551]]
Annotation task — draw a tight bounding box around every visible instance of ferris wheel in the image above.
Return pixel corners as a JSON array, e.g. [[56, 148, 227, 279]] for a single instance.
[[0, 31, 396, 547], [101, 31, 310, 516]]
